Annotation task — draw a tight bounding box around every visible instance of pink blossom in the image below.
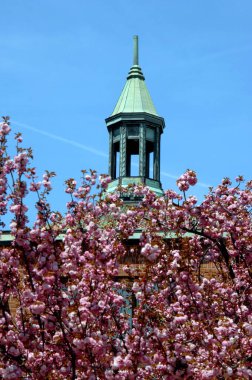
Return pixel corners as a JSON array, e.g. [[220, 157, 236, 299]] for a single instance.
[[0, 119, 251, 379], [30, 302, 46, 315]]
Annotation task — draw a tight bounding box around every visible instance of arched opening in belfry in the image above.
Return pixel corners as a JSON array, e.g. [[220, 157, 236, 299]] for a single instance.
[[114, 143, 120, 178], [126, 139, 139, 176], [146, 141, 154, 179], [126, 125, 140, 176], [111, 127, 120, 179], [146, 126, 155, 179]]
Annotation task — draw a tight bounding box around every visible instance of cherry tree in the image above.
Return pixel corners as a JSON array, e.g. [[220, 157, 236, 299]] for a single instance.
[[0, 118, 251, 379]]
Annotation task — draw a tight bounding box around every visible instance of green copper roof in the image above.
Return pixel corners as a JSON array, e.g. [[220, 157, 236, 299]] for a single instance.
[[111, 36, 158, 117]]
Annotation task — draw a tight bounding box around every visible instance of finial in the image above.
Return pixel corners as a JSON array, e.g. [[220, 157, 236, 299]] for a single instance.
[[127, 35, 144, 80], [133, 35, 139, 66]]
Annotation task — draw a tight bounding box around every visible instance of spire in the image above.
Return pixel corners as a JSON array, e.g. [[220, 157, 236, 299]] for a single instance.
[[111, 36, 158, 116], [133, 35, 139, 65]]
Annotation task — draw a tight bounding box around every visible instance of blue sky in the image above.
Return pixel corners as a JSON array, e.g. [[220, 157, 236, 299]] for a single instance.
[[1, 0, 251, 217]]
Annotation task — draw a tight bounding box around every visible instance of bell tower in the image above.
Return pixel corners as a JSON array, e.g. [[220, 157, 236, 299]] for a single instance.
[[105, 36, 165, 197]]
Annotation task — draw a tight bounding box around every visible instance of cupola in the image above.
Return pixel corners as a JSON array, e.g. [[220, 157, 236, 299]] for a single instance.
[[105, 36, 165, 198]]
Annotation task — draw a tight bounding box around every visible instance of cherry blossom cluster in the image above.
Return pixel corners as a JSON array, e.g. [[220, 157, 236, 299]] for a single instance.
[[0, 118, 251, 379], [176, 169, 197, 192]]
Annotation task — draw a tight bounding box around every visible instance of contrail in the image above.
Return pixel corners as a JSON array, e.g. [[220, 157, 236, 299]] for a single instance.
[[12, 120, 108, 158], [12, 120, 210, 188], [161, 171, 178, 180]]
